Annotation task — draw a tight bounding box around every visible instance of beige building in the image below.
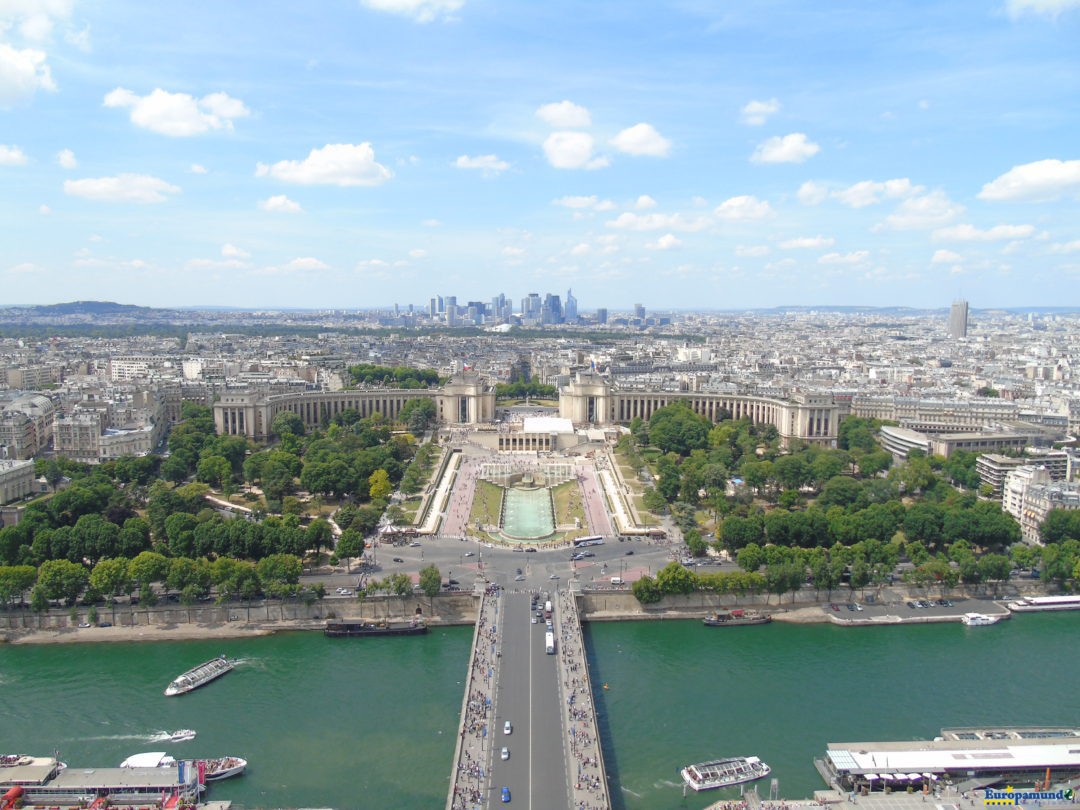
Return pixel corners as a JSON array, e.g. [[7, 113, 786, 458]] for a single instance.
[[559, 371, 840, 446], [214, 371, 496, 440], [1003, 466, 1080, 543], [0, 458, 35, 504], [0, 393, 56, 459]]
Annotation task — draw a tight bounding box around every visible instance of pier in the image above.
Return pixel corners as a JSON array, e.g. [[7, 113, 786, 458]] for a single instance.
[[447, 585, 611, 808]]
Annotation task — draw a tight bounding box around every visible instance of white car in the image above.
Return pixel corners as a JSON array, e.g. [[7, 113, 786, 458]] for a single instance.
[[464, 551, 475, 557], [503, 721, 512, 735], [514, 574, 526, 582], [500, 746, 509, 761], [549, 574, 559, 580], [531, 616, 537, 624]]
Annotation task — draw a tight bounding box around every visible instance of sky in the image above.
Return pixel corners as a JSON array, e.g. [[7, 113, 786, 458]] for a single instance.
[[2, 0, 1080, 312]]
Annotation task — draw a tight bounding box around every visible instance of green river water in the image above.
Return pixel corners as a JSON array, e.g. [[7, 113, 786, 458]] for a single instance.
[[1, 612, 1078, 809]]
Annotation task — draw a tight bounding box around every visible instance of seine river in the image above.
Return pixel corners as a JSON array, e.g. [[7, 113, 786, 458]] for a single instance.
[[1, 612, 1078, 809]]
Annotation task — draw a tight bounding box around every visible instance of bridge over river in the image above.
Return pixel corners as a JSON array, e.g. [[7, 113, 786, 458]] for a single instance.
[[447, 584, 611, 810]]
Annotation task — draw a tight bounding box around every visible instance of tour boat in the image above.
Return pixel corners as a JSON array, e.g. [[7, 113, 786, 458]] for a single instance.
[[203, 756, 247, 781], [680, 756, 771, 791], [164, 655, 234, 696], [961, 612, 1001, 626], [703, 609, 772, 627]]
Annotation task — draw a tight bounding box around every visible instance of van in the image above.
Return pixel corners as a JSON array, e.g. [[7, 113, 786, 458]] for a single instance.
[[610, 577, 623, 585]]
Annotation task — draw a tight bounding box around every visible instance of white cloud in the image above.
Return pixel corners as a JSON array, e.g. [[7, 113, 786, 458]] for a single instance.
[[606, 211, 709, 232], [283, 257, 328, 272], [647, 233, 682, 250], [64, 173, 180, 204], [978, 159, 1080, 202], [931, 249, 963, 264], [933, 223, 1036, 241], [877, 190, 963, 230], [409, 248, 428, 259], [818, 250, 870, 265], [569, 243, 591, 256], [502, 246, 525, 257], [1007, 0, 1080, 17], [421, 218, 442, 227], [360, 0, 463, 22], [552, 195, 614, 210], [796, 181, 828, 205], [8, 261, 42, 275], [536, 100, 591, 128], [714, 195, 774, 220], [0, 44, 56, 106], [186, 257, 250, 271], [833, 178, 921, 208], [103, 87, 250, 137], [542, 131, 608, 170], [222, 243, 250, 259], [751, 132, 820, 164], [735, 244, 770, 257], [38, 203, 50, 214], [258, 194, 302, 213], [189, 163, 208, 174], [609, 123, 671, 157], [55, 148, 75, 168], [454, 154, 509, 172], [1048, 239, 1080, 254], [0, 144, 28, 165], [740, 98, 780, 126], [256, 143, 392, 186], [636, 195, 657, 210], [779, 235, 834, 249]]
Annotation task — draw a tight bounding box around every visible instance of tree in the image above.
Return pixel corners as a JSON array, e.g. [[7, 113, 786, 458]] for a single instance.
[[648, 404, 710, 456], [631, 575, 663, 604], [399, 398, 437, 433], [271, 410, 306, 438], [128, 551, 170, 593], [36, 559, 89, 605], [765, 562, 804, 604], [336, 529, 366, 572], [419, 564, 442, 598], [196, 455, 232, 489], [368, 468, 393, 501], [737, 543, 765, 573], [655, 561, 697, 594], [0, 565, 38, 606], [89, 558, 131, 601], [256, 553, 303, 598]]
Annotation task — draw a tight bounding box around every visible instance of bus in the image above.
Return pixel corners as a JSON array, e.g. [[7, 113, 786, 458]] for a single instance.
[[573, 535, 604, 548], [545, 630, 555, 654]]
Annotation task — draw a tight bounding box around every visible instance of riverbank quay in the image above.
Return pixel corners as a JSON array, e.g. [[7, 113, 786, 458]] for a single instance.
[[556, 586, 612, 810], [1, 580, 1057, 645], [446, 586, 502, 810]]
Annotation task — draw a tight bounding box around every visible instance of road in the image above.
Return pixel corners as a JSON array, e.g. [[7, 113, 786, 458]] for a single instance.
[[486, 590, 569, 809]]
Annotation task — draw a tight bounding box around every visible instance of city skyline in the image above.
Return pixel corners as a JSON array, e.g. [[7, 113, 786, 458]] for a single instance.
[[2, 1, 1080, 310]]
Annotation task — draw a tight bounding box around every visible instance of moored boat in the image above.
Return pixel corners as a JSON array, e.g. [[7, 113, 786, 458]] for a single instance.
[[680, 756, 771, 791], [1008, 595, 1080, 612], [164, 655, 234, 696], [203, 756, 247, 781], [703, 609, 771, 627], [324, 618, 428, 637], [962, 612, 1001, 626]]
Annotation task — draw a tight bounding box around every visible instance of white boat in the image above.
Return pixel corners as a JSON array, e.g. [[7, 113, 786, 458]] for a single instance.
[[1008, 595, 1080, 612], [120, 752, 177, 768], [680, 756, 771, 791], [962, 612, 1000, 626], [164, 655, 234, 696], [169, 729, 197, 742], [203, 755, 247, 781]]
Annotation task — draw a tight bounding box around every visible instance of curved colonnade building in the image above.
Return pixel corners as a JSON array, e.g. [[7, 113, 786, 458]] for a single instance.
[[214, 370, 841, 447]]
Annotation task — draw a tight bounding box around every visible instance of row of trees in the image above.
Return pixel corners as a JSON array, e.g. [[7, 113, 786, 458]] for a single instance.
[[347, 363, 441, 388], [2, 550, 308, 610]]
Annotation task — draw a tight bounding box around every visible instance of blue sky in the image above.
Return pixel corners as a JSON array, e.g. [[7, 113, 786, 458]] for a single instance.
[[2, 0, 1079, 311]]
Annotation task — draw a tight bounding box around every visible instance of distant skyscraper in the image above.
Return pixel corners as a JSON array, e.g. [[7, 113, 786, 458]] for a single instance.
[[949, 299, 969, 338], [564, 288, 578, 322], [633, 303, 645, 320], [595, 307, 608, 325]]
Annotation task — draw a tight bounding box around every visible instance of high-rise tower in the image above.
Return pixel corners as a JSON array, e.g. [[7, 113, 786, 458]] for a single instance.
[[949, 299, 968, 338]]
